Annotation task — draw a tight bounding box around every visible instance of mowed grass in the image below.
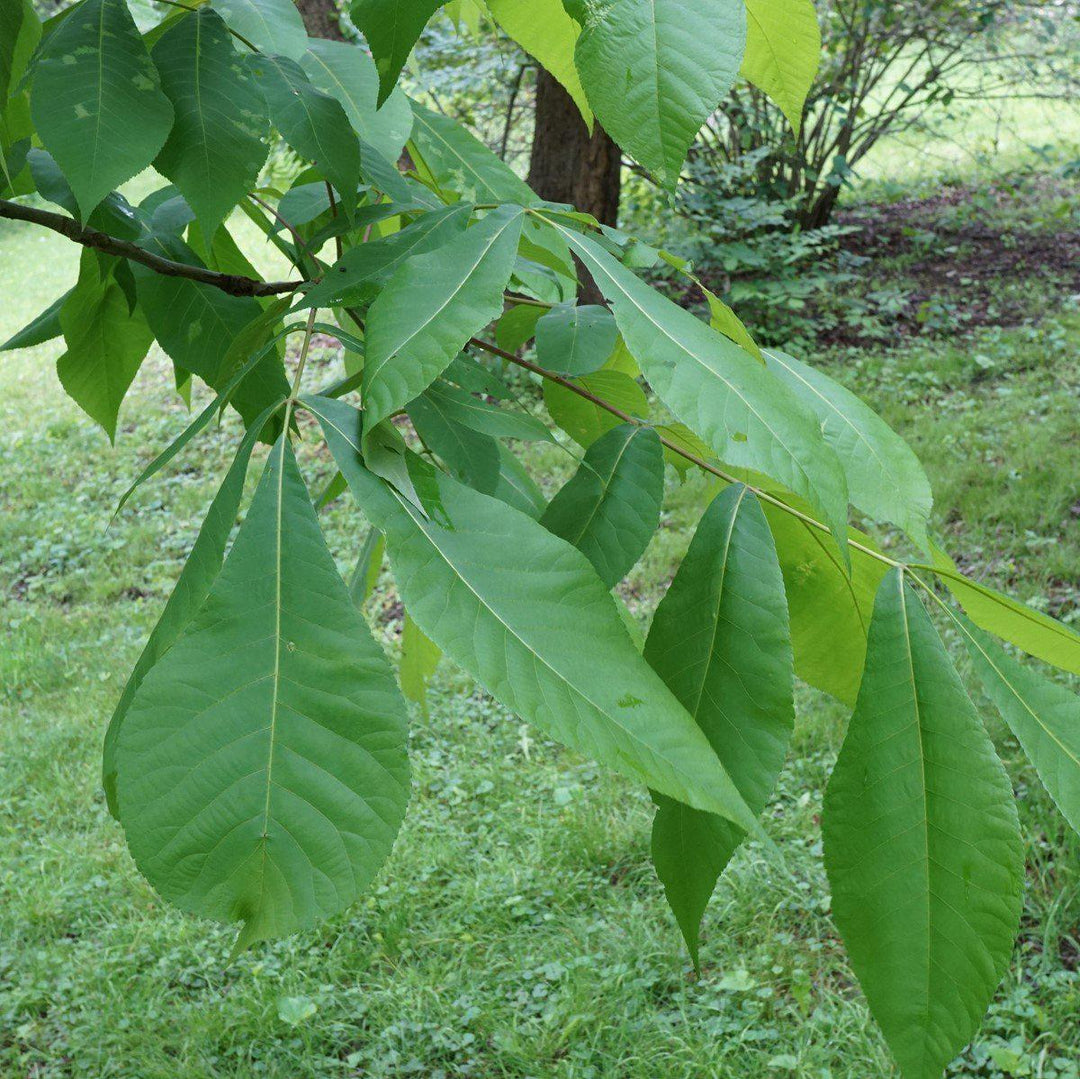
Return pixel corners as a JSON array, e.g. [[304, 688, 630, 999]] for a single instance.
[[3, 173, 1080, 1079]]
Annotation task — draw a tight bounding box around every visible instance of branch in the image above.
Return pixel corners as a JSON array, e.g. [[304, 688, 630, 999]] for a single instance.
[[0, 198, 306, 298], [466, 336, 900, 571]]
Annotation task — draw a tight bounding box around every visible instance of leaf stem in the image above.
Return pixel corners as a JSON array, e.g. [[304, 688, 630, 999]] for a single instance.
[[468, 335, 904, 572]]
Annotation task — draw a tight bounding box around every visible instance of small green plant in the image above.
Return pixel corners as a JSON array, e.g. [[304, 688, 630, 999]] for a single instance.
[[2, 2, 1080, 1076]]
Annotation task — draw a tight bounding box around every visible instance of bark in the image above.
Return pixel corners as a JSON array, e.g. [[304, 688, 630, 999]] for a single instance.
[[528, 70, 621, 301], [528, 69, 621, 227], [295, 0, 345, 41]]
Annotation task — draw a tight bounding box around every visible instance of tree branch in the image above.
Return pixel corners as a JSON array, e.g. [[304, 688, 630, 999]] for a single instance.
[[0, 198, 306, 298]]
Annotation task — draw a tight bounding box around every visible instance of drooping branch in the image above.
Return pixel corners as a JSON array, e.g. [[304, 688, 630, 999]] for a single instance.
[[0, 198, 306, 298]]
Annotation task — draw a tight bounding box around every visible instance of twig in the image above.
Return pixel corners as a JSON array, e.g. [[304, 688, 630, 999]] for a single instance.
[[0, 198, 304, 298]]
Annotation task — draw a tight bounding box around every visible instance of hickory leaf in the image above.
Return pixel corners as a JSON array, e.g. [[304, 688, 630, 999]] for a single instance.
[[959, 615, 1080, 839], [536, 303, 619, 377], [117, 436, 411, 949], [823, 570, 1023, 1079], [245, 54, 360, 220], [30, 0, 174, 219], [362, 205, 524, 442], [102, 398, 286, 816], [350, 0, 446, 106], [214, 0, 308, 60], [552, 222, 850, 554], [540, 423, 664, 588], [764, 349, 932, 552], [309, 395, 761, 829], [741, 0, 821, 135], [574, 0, 747, 187], [152, 8, 270, 238], [647, 485, 794, 967], [300, 39, 413, 161]]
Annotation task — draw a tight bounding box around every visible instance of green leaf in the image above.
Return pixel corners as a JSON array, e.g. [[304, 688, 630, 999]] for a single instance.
[[540, 423, 663, 587], [958, 615, 1080, 838], [764, 349, 932, 552], [300, 38, 413, 161], [646, 486, 794, 966], [763, 498, 887, 704], [823, 570, 1023, 1079], [57, 253, 153, 440], [701, 287, 762, 361], [741, 0, 821, 136], [30, 0, 174, 219], [492, 444, 546, 519], [407, 389, 501, 495], [102, 398, 285, 817], [423, 379, 552, 442], [496, 303, 544, 352], [1, 0, 38, 105], [535, 303, 619, 376], [485, 0, 591, 125], [401, 612, 441, 716], [553, 224, 850, 552], [117, 436, 411, 948], [348, 527, 386, 606], [214, 0, 308, 60], [309, 395, 760, 828], [152, 8, 270, 238], [362, 205, 524, 442], [245, 54, 360, 219], [917, 543, 1080, 679], [408, 102, 537, 205], [543, 368, 647, 449], [574, 0, 747, 187], [300, 203, 472, 309], [132, 247, 290, 427], [1, 287, 68, 351], [350, 0, 445, 106]]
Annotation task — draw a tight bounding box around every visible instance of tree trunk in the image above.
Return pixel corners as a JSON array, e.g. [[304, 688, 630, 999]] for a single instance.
[[528, 70, 621, 301], [296, 0, 344, 41], [528, 69, 621, 227]]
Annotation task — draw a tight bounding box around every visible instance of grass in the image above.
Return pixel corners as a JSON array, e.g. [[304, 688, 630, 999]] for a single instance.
[[3, 167, 1080, 1078]]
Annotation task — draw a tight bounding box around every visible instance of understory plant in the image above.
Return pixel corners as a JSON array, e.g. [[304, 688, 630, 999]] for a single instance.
[[3, 0, 1080, 1075]]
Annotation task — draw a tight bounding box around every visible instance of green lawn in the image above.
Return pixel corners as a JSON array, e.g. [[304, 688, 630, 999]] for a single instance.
[[2, 170, 1080, 1077]]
